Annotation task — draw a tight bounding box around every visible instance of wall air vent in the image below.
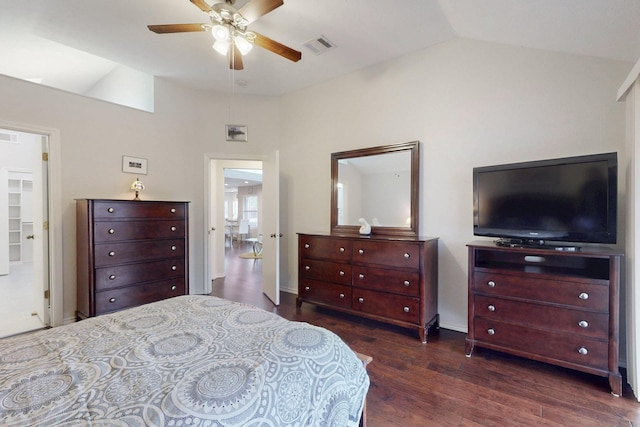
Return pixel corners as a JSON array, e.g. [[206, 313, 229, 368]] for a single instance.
[[0, 131, 19, 143], [302, 35, 336, 55]]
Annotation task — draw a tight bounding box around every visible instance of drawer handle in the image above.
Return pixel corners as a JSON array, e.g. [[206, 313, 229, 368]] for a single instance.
[[578, 347, 588, 356], [305, 243, 310, 249], [339, 271, 345, 276], [171, 265, 177, 271], [108, 251, 116, 257], [403, 306, 410, 313], [579, 292, 589, 300], [171, 285, 177, 291], [359, 274, 364, 279], [487, 280, 496, 288], [487, 328, 495, 335], [578, 320, 589, 328], [171, 245, 177, 251], [107, 207, 114, 213], [358, 249, 364, 255], [109, 297, 116, 303], [108, 228, 115, 234], [339, 293, 345, 299], [404, 280, 410, 286], [358, 297, 364, 303], [404, 253, 410, 259], [339, 247, 345, 252], [305, 265, 310, 270], [171, 226, 177, 232], [170, 208, 176, 213], [305, 286, 310, 291], [487, 304, 496, 312], [109, 274, 116, 280]]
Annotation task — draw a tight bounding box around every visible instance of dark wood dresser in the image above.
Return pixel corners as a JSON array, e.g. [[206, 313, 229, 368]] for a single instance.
[[76, 199, 189, 319], [297, 233, 439, 342], [465, 240, 622, 396]]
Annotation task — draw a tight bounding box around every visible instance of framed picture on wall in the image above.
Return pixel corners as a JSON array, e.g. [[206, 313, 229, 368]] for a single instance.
[[226, 125, 248, 142], [122, 155, 148, 175]]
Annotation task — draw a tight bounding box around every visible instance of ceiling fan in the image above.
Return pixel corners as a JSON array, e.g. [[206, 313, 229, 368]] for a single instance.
[[148, 0, 302, 70]]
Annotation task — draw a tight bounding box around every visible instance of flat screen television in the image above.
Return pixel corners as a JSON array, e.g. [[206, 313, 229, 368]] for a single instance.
[[473, 152, 617, 247]]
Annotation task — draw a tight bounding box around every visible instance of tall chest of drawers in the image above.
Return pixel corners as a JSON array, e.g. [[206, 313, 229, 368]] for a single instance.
[[297, 233, 439, 342], [76, 199, 189, 319], [465, 240, 622, 396]]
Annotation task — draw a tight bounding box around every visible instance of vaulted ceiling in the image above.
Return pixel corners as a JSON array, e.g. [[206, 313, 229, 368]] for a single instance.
[[2, 0, 640, 96]]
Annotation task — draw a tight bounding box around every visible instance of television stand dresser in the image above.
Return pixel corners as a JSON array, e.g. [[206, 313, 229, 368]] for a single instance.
[[466, 240, 622, 396], [76, 199, 189, 319], [297, 233, 439, 343]]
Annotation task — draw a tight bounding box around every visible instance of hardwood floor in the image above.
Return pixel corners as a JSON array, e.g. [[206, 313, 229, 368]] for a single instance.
[[212, 245, 640, 427]]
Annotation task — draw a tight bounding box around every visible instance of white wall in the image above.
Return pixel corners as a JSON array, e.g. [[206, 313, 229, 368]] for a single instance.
[[279, 38, 630, 331], [0, 74, 280, 322]]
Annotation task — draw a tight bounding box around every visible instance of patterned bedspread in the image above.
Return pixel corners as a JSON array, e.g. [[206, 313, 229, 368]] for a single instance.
[[0, 295, 370, 426]]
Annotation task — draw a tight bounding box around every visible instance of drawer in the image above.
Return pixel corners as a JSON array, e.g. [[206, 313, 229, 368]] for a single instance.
[[352, 266, 420, 297], [352, 288, 420, 324], [299, 235, 352, 262], [474, 295, 608, 340], [95, 259, 186, 291], [473, 271, 608, 312], [94, 239, 185, 267], [353, 240, 420, 270], [300, 258, 351, 285], [92, 201, 186, 220], [298, 279, 351, 308], [95, 279, 186, 315], [473, 317, 608, 371], [94, 221, 186, 242]]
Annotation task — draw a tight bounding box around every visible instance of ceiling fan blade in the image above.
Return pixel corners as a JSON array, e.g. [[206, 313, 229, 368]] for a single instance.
[[252, 31, 301, 62], [237, 0, 283, 24], [190, 0, 212, 12], [229, 44, 244, 70], [148, 23, 206, 34]]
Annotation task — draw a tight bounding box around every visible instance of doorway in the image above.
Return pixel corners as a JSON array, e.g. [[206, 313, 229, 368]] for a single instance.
[[0, 128, 49, 337]]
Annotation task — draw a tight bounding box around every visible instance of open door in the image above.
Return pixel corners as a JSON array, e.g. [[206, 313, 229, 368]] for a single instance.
[[261, 151, 280, 305], [32, 135, 49, 324]]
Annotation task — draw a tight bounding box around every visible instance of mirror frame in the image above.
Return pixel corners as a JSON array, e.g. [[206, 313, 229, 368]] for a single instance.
[[331, 140, 420, 237]]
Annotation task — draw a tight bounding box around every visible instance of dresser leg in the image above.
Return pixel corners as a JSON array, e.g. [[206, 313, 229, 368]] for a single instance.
[[609, 372, 622, 397], [465, 339, 474, 357], [296, 298, 303, 309]]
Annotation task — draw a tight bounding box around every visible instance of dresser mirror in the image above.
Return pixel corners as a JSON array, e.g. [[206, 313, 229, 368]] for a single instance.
[[331, 141, 419, 237]]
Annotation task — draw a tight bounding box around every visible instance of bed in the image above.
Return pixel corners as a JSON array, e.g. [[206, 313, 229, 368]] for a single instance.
[[0, 295, 370, 426]]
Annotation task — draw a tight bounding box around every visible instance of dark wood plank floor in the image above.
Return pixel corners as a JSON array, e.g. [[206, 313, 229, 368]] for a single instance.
[[212, 245, 640, 427]]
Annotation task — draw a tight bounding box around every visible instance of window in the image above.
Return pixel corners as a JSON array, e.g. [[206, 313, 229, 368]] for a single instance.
[[244, 195, 258, 230]]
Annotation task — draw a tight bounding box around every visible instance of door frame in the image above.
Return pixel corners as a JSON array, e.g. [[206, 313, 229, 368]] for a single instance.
[[0, 120, 63, 327]]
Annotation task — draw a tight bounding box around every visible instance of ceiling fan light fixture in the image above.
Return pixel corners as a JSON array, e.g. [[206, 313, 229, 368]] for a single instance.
[[211, 24, 230, 41], [234, 35, 253, 55], [213, 39, 230, 55]]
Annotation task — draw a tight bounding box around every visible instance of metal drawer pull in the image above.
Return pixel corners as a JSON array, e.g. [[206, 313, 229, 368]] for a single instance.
[[578, 347, 588, 355], [305, 243, 310, 249], [305, 286, 310, 291], [339, 293, 345, 299], [108, 251, 116, 257], [170, 208, 176, 213], [358, 249, 364, 255], [339, 271, 345, 276], [171, 245, 177, 251], [171, 265, 177, 271], [487, 304, 496, 312], [107, 207, 114, 213], [403, 306, 410, 313], [109, 274, 116, 280], [404, 280, 410, 286], [579, 292, 589, 300], [578, 320, 589, 328], [487, 280, 496, 288], [339, 247, 345, 252], [404, 253, 410, 259], [171, 285, 177, 291], [171, 226, 177, 232], [305, 265, 310, 270], [487, 328, 495, 335], [108, 228, 115, 234], [109, 297, 116, 303], [358, 297, 364, 303], [359, 274, 364, 279]]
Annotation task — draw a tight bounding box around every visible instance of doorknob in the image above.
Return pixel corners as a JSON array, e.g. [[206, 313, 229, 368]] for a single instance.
[[270, 233, 284, 238], [26, 235, 34, 240]]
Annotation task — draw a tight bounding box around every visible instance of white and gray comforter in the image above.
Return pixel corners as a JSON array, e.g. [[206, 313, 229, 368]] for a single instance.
[[0, 295, 370, 426]]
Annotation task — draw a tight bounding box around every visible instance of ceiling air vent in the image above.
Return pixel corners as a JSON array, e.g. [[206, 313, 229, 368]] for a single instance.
[[303, 35, 336, 55], [0, 131, 19, 143]]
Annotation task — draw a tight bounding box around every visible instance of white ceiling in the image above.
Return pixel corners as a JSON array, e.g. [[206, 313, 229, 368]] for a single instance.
[[1, 0, 640, 97]]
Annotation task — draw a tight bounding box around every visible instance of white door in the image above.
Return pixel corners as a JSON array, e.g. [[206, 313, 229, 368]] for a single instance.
[[31, 136, 49, 324], [261, 151, 280, 305]]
